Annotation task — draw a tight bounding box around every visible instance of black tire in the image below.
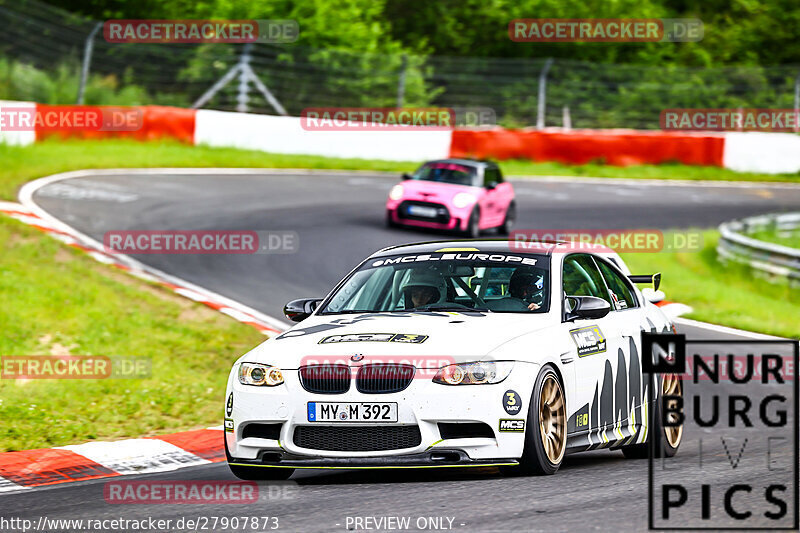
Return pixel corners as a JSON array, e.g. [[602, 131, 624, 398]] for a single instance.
[[224, 433, 294, 480], [505, 365, 567, 476], [622, 374, 683, 459], [499, 201, 516, 235], [464, 207, 480, 238], [386, 210, 398, 228]]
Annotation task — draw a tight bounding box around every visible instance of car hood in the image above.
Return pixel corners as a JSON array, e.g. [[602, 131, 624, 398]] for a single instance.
[[243, 312, 556, 369], [397, 179, 480, 202]]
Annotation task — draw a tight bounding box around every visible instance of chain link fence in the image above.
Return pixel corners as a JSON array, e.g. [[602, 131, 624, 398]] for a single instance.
[[2, 0, 799, 129]]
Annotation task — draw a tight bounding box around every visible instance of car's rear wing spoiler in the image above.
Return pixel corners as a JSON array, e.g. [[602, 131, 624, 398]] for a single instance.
[[629, 273, 661, 291]]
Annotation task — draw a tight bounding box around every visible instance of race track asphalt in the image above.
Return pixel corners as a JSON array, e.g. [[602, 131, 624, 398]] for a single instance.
[[2, 171, 798, 532]]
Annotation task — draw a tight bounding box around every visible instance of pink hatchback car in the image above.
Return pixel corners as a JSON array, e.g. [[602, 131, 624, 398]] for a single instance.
[[385, 159, 516, 238]]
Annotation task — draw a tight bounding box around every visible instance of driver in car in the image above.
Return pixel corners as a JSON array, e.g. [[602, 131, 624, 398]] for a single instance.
[[509, 269, 543, 311], [401, 269, 447, 309]]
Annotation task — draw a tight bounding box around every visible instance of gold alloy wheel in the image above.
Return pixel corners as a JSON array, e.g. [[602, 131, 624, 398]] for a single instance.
[[662, 373, 683, 448], [539, 374, 566, 464]]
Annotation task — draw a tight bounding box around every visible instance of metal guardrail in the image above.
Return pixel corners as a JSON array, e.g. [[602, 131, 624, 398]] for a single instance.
[[718, 212, 800, 284]]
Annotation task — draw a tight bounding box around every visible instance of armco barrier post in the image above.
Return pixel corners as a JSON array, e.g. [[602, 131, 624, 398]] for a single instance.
[[536, 57, 553, 129], [794, 71, 800, 133], [396, 54, 407, 108], [76, 22, 103, 104], [236, 43, 253, 113], [193, 43, 287, 116]]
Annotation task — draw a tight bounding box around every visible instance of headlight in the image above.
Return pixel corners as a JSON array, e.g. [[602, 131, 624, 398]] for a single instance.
[[433, 361, 514, 385], [239, 363, 284, 386], [389, 184, 404, 201], [452, 192, 476, 209]]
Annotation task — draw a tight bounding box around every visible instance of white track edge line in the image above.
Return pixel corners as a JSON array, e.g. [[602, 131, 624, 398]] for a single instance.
[[18, 169, 291, 333], [509, 174, 800, 189], [13, 166, 799, 189], [673, 317, 791, 340]]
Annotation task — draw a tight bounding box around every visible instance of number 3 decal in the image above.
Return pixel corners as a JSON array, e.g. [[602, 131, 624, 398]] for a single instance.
[[503, 390, 522, 415]]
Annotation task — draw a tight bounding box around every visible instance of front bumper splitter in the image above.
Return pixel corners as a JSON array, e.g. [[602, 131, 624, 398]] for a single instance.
[[229, 449, 519, 470]]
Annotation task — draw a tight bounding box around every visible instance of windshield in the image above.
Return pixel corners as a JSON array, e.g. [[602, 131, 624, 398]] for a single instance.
[[412, 162, 477, 186], [320, 252, 550, 314]]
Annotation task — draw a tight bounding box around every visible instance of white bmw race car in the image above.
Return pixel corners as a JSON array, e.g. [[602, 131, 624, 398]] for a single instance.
[[224, 240, 683, 479]]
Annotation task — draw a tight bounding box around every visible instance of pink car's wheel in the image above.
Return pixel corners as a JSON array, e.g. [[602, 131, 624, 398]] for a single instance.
[[500, 201, 516, 234], [386, 210, 398, 229], [464, 208, 480, 238]]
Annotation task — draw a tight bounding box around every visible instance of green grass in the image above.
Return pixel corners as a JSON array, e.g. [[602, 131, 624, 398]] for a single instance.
[[749, 229, 800, 249], [500, 160, 800, 183], [621, 231, 800, 339], [2, 138, 799, 200], [0, 216, 265, 452]]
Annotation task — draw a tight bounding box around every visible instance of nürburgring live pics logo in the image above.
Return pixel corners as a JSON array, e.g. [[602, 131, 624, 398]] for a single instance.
[[643, 332, 798, 530]]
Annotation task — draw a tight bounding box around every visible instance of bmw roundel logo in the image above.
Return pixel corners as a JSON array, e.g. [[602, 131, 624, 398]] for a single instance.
[[350, 354, 364, 362]]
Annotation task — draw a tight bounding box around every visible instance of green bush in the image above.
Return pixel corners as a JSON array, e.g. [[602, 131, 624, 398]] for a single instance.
[[0, 58, 151, 105]]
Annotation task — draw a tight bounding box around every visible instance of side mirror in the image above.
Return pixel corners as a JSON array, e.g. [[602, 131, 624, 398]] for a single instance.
[[284, 298, 322, 322], [642, 288, 665, 304], [565, 295, 611, 321], [486, 181, 498, 190], [402, 173, 413, 180]]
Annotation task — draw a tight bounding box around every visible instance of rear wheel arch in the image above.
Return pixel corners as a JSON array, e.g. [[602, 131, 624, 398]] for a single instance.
[[622, 372, 683, 459]]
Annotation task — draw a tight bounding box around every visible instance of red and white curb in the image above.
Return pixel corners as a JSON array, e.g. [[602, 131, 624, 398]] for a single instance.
[[0, 200, 265, 492], [0, 426, 225, 492], [655, 301, 693, 320]]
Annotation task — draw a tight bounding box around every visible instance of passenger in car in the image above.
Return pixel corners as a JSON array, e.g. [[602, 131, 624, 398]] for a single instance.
[[485, 268, 542, 311], [508, 269, 541, 310]]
